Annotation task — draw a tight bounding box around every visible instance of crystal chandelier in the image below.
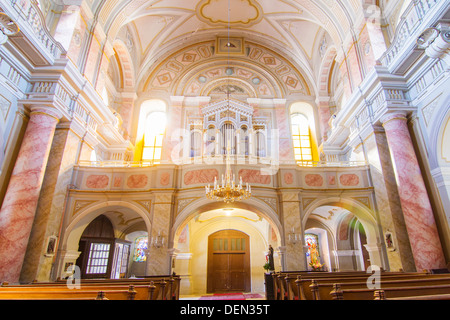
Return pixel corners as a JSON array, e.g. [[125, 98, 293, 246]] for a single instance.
[[204, 0, 251, 203], [205, 145, 251, 203]]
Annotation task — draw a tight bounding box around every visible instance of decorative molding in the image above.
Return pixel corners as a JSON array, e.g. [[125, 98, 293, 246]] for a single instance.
[[72, 200, 98, 216], [176, 197, 201, 215], [255, 196, 277, 213], [196, 0, 263, 28], [134, 200, 152, 213], [302, 197, 316, 210], [351, 197, 371, 209]]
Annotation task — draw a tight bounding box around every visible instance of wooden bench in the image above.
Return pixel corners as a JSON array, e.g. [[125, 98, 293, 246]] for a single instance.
[[1, 275, 181, 300], [310, 275, 450, 300], [67, 275, 181, 300], [0, 287, 133, 300], [331, 283, 450, 300], [283, 271, 428, 300], [0, 284, 151, 300], [271, 271, 368, 300], [375, 292, 450, 300]]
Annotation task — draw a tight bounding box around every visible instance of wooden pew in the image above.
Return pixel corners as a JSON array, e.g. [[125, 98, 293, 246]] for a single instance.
[[271, 271, 367, 300], [285, 271, 428, 300], [2, 275, 181, 300], [331, 283, 450, 300], [0, 287, 133, 300], [310, 275, 450, 300], [67, 274, 181, 299], [0, 284, 146, 300], [375, 291, 450, 300]]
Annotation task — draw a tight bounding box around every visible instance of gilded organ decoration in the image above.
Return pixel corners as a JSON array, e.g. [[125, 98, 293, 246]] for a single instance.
[[187, 99, 269, 158]]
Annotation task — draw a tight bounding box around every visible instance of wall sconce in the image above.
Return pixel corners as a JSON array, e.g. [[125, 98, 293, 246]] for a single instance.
[[151, 231, 165, 248], [0, 13, 20, 45], [417, 25, 450, 61], [288, 228, 301, 244]]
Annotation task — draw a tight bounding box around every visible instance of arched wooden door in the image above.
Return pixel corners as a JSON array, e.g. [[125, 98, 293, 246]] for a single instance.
[[207, 230, 250, 293]]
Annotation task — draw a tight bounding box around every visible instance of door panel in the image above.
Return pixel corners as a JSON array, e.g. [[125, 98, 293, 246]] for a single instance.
[[207, 230, 250, 293]]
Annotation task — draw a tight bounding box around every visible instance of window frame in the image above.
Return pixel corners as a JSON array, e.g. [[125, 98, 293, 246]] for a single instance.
[[291, 113, 313, 163], [142, 111, 167, 164]]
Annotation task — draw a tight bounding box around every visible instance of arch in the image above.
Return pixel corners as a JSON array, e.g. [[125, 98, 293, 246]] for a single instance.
[[112, 39, 136, 89], [304, 218, 337, 271], [317, 45, 337, 96], [427, 90, 450, 226], [302, 196, 384, 269], [62, 201, 152, 255], [172, 197, 283, 248], [140, 40, 311, 98], [428, 89, 450, 169]]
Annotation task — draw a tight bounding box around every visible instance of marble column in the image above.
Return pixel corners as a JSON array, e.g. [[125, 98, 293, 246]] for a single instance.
[[381, 112, 446, 270], [147, 193, 174, 275], [363, 126, 415, 272], [281, 192, 305, 271], [0, 106, 62, 283], [20, 126, 80, 283]]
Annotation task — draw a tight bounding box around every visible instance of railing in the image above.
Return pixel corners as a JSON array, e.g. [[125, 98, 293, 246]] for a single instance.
[[6, 0, 65, 60], [77, 159, 368, 168], [296, 161, 368, 168], [379, 0, 441, 68], [78, 160, 157, 168]]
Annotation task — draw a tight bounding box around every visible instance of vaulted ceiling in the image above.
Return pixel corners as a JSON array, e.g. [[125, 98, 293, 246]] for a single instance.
[[81, 0, 375, 100]]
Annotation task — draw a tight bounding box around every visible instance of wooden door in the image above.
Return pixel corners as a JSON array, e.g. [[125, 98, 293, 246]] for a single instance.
[[207, 230, 250, 293]]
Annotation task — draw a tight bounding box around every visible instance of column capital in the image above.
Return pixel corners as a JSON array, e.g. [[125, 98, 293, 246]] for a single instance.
[[29, 106, 64, 122], [379, 111, 408, 127], [315, 96, 331, 106]]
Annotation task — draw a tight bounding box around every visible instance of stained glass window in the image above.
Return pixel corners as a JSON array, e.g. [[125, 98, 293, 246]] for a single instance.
[[305, 233, 323, 270], [133, 236, 148, 262], [305, 234, 319, 258]]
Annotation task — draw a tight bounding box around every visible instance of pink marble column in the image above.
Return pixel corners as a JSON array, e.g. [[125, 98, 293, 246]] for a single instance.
[[0, 106, 62, 283], [381, 113, 446, 271]]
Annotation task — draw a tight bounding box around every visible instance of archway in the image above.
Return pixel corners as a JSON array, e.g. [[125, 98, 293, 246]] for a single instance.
[[302, 197, 384, 271], [56, 201, 152, 280], [172, 198, 282, 295]]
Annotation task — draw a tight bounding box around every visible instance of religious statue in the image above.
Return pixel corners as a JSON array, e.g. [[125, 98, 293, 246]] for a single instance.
[[265, 245, 275, 272], [306, 237, 323, 271]]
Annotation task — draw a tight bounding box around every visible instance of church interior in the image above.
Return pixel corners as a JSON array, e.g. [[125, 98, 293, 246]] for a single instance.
[[0, 0, 449, 301]]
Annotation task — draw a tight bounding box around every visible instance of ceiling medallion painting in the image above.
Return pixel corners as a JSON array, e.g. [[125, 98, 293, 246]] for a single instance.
[[196, 0, 263, 28]]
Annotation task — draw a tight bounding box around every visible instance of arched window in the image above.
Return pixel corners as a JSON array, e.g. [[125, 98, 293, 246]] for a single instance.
[[142, 112, 166, 164], [291, 114, 313, 162], [133, 236, 148, 262]]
